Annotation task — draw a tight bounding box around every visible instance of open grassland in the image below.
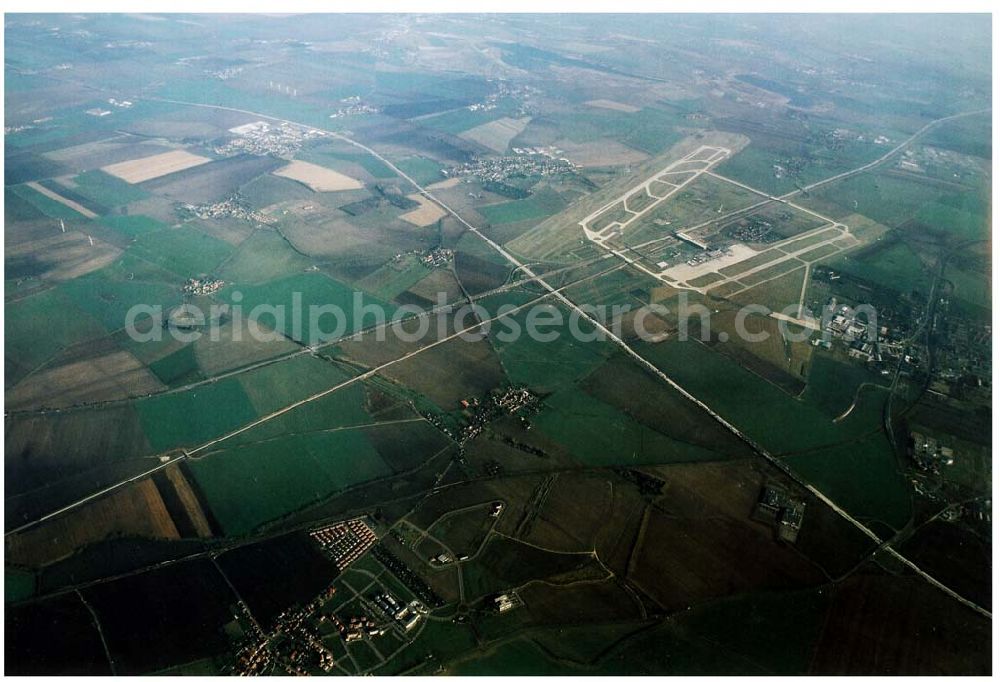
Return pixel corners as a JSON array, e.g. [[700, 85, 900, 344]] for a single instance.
[[481, 188, 567, 226], [826, 238, 930, 295], [59, 268, 183, 333], [135, 377, 258, 451], [802, 353, 886, 418], [5, 288, 108, 384], [217, 228, 312, 284], [223, 271, 394, 345], [799, 170, 954, 228], [102, 149, 211, 184], [128, 225, 234, 277], [728, 266, 807, 310], [636, 338, 909, 528], [69, 169, 150, 207], [273, 159, 364, 192], [189, 429, 391, 535], [533, 387, 737, 467]]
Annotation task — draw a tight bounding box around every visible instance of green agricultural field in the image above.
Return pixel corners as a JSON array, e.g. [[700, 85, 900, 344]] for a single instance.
[[449, 638, 578, 675], [801, 171, 949, 227], [223, 271, 395, 344], [237, 174, 317, 210], [9, 183, 92, 221], [636, 339, 908, 527], [5, 186, 46, 221], [827, 239, 930, 295], [416, 106, 512, 136], [5, 288, 108, 382], [546, 107, 688, 155], [71, 170, 150, 208], [946, 264, 990, 313], [236, 353, 362, 417], [188, 429, 391, 535], [135, 378, 258, 451], [782, 434, 911, 532], [803, 353, 887, 418], [5, 569, 36, 603], [100, 214, 169, 237], [128, 226, 234, 278], [356, 255, 433, 301], [915, 195, 989, 242], [300, 148, 396, 179], [218, 229, 313, 285], [59, 268, 183, 333], [590, 587, 832, 674], [490, 305, 613, 392], [226, 362, 373, 444], [533, 387, 736, 466], [479, 188, 567, 225], [147, 343, 205, 387], [393, 156, 446, 186], [719, 130, 888, 198]]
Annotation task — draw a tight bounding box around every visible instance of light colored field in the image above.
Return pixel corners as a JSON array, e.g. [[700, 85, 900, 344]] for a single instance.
[[585, 99, 641, 113], [43, 138, 129, 163], [6, 349, 164, 411], [558, 139, 649, 167], [5, 232, 121, 281], [400, 193, 447, 226], [164, 464, 214, 538], [102, 149, 212, 183], [5, 478, 179, 567], [273, 160, 364, 192], [24, 181, 98, 218], [426, 177, 462, 190], [459, 116, 531, 153]]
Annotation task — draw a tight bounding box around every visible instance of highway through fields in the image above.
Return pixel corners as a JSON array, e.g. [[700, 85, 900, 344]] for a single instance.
[[4, 264, 621, 537], [12, 97, 991, 619], [4, 252, 622, 419]]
